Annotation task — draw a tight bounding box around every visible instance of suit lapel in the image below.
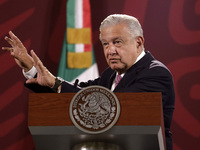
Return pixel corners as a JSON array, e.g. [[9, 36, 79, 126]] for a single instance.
[[113, 66, 137, 92], [114, 51, 153, 92], [108, 72, 116, 89]]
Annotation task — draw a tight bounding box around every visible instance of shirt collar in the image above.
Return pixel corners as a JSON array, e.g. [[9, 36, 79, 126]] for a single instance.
[[135, 50, 145, 64]]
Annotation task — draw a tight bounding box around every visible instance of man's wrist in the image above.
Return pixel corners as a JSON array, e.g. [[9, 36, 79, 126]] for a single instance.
[[20, 53, 34, 72], [51, 77, 64, 93], [23, 65, 33, 72]]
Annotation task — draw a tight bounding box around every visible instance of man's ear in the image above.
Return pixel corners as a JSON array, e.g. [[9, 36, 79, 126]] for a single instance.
[[136, 36, 144, 49]]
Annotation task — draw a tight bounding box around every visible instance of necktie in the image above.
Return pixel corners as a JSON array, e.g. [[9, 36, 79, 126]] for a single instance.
[[115, 74, 122, 87]]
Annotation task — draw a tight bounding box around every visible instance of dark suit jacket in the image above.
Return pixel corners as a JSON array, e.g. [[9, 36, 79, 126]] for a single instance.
[[25, 51, 175, 150]]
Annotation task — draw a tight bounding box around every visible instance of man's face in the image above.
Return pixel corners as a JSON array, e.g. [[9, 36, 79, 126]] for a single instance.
[[100, 23, 143, 74]]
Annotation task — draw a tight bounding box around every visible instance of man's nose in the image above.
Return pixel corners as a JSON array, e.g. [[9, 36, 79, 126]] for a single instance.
[[108, 44, 116, 55]]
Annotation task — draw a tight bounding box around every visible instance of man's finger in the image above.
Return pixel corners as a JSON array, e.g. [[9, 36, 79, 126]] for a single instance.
[[37, 60, 47, 75], [2, 47, 13, 52], [31, 50, 39, 67], [4, 36, 14, 47], [9, 31, 23, 46], [9, 31, 18, 41], [26, 78, 37, 84], [30, 50, 45, 74], [30, 50, 41, 64]]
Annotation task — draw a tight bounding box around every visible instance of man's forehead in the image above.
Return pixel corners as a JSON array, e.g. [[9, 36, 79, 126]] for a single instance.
[[100, 27, 124, 40], [100, 36, 123, 42]]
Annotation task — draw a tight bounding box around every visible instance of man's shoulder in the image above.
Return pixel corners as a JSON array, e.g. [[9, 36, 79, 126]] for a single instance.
[[149, 60, 170, 71], [135, 52, 172, 78], [146, 60, 173, 79], [143, 51, 171, 73]]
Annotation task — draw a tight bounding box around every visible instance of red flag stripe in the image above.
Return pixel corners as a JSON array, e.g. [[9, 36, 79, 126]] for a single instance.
[[83, 0, 92, 52]]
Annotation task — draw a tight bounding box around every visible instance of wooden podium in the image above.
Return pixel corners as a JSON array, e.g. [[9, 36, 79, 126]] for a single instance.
[[28, 92, 166, 150]]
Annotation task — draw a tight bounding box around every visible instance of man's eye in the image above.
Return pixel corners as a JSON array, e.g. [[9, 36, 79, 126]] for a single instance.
[[103, 43, 108, 46], [114, 41, 122, 45]]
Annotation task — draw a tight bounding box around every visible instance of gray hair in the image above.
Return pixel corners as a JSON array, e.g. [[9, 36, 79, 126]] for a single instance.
[[99, 14, 144, 40]]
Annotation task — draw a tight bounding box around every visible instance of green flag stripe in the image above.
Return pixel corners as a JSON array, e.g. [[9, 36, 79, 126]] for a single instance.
[[66, 0, 75, 53], [67, 44, 75, 53], [67, 0, 75, 28]]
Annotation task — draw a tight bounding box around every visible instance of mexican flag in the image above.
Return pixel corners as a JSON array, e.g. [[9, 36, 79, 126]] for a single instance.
[[57, 0, 99, 83]]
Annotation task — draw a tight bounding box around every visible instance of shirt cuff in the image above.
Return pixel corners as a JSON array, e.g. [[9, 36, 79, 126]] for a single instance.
[[22, 66, 37, 79]]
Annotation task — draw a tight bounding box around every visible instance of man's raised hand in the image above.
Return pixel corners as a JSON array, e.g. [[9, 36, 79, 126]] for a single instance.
[[2, 31, 33, 72], [26, 50, 56, 88]]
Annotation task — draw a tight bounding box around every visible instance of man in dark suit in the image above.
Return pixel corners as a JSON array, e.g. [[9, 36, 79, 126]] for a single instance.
[[2, 14, 175, 150]]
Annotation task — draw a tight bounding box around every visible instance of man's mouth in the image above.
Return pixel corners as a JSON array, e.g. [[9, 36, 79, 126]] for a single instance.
[[109, 58, 120, 63]]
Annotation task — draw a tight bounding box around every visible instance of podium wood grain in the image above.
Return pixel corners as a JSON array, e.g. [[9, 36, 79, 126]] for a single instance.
[[28, 92, 163, 126]]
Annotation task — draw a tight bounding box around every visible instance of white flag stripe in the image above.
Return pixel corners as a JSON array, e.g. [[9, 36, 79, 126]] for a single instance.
[[71, 63, 99, 83], [75, 0, 84, 53], [75, 44, 84, 52], [75, 0, 83, 28]]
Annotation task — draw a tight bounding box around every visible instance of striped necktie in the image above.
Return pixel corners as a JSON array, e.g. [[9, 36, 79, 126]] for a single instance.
[[115, 74, 122, 87]]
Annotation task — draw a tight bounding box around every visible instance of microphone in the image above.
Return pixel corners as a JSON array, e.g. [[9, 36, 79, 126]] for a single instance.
[[74, 79, 79, 88]]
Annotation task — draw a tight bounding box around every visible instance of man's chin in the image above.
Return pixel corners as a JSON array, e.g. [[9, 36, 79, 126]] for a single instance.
[[109, 63, 127, 73], [110, 66, 123, 72], [110, 65, 119, 70]]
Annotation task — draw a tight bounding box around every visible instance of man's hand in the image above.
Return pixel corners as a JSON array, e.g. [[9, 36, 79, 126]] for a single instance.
[[2, 31, 33, 72], [2, 31, 57, 89], [26, 50, 56, 88]]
